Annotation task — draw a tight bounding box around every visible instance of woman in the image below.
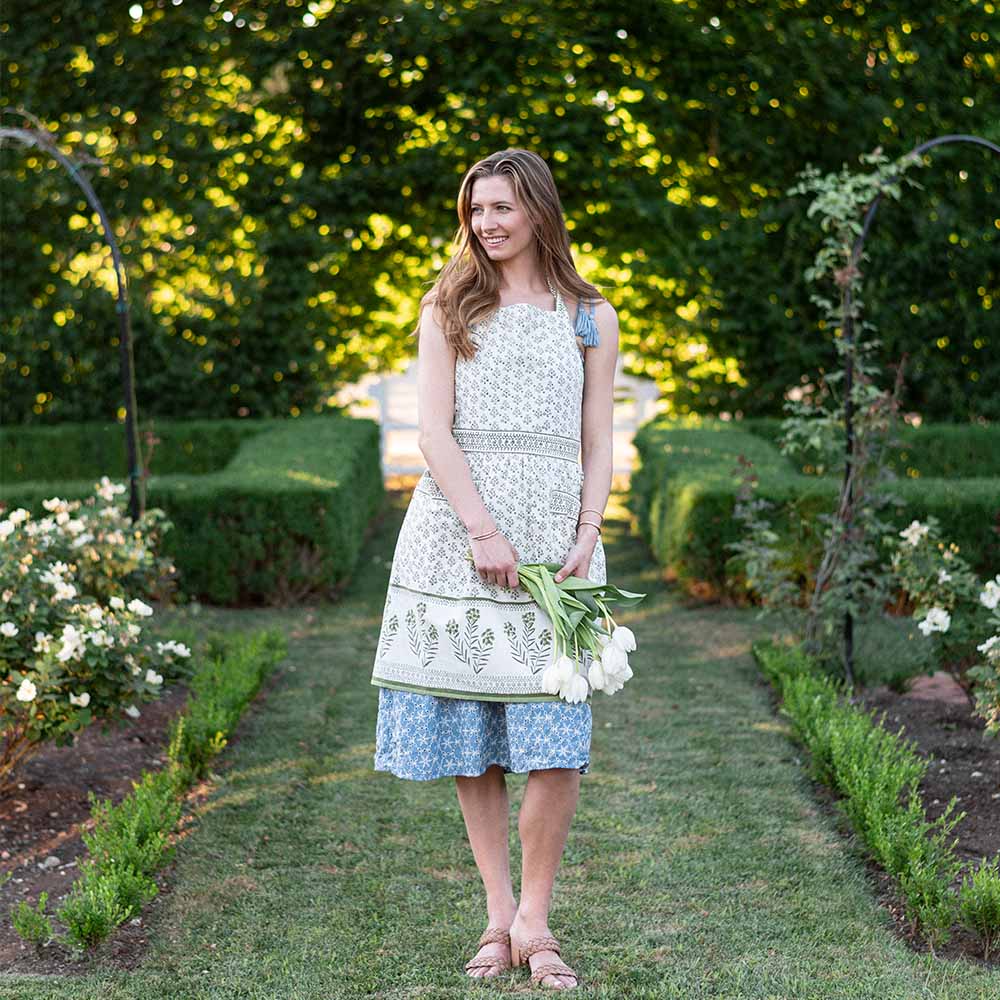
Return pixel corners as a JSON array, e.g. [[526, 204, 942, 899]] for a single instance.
[[370, 148, 618, 990]]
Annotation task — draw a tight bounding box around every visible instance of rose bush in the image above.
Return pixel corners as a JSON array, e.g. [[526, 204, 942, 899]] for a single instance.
[[0, 478, 189, 791], [884, 515, 1000, 733]]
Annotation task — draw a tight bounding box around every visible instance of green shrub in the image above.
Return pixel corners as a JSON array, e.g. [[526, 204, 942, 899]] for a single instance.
[[958, 857, 1000, 962], [57, 869, 132, 950], [632, 419, 1000, 592], [1, 414, 385, 607], [10, 892, 53, 948], [754, 637, 966, 947], [83, 770, 182, 876], [166, 629, 286, 778]]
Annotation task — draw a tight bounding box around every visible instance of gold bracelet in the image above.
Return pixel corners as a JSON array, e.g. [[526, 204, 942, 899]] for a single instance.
[[579, 507, 605, 521], [577, 520, 602, 535], [470, 526, 499, 541]]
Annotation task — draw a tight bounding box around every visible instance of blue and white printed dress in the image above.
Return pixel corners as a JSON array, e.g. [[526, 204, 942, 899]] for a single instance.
[[371, 278, 605, 780]]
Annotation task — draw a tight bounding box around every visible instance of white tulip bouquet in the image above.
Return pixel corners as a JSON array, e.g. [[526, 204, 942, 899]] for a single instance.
[[516, 562, 645, 703]]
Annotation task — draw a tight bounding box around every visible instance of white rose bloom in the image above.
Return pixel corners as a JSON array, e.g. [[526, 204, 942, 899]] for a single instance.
[[899, 520, 929, 546], [16, 678, 37, 702], [53, 581, 77, 602], [2, 589, 13, 602], [127, 598, 154, 617], [938, 569, 952, 584], [0, 521, 14, 539], [9, 509, 29, 525], [55, 511, 70, 526], [0, 621, 18, 637], [124, 704, 141, 718], [917, 607, 951, 636], [145, 669, 163, 685], [87, 606, 104, 624], [109, 596, 126, 610], [611, 626, 637, 653], [69, 691, 91, 707], [33, 631, 52, 653], [978, 635, 1000, 658], [980, 578, 1000, 611]]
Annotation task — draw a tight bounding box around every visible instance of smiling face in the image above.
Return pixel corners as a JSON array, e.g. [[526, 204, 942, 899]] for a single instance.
[[469, 175, 534, 262]]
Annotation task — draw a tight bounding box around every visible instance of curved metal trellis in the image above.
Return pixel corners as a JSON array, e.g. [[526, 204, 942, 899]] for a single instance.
[[0, 108, 145, 522], [840, 133, 1000, 683]]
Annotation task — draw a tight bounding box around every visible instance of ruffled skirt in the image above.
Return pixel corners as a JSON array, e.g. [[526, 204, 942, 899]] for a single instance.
[[374, 687, 591, 780]]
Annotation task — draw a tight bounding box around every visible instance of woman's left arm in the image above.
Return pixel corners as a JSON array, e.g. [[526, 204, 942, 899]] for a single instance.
[[554, 301, 620, 583]]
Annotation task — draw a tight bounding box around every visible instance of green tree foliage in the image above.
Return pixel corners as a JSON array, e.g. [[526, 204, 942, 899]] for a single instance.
[[2, 1, 997, 423]]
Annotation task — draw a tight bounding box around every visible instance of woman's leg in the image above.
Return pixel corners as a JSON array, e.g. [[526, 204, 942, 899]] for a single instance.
[[510, 767, 581, 989], [454, 764, 519, 977]]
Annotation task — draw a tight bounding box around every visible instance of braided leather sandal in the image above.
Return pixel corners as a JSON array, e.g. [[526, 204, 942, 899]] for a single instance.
[[510, 933, 580, 990], [464, 926, 512, 978]]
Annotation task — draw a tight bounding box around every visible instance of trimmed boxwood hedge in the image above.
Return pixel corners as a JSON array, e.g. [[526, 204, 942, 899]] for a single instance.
[[0, 414, 384, 606], [630, 416, 1000, 594]]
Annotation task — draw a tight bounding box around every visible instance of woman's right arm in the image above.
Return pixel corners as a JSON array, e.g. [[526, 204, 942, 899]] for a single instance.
[[416, 302, 519, 589]]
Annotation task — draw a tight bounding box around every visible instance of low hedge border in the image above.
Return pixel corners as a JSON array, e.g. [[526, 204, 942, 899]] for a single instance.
[[8, 627, 287, 953], [753, 637, 1000, 957], [630, 417, 1000, 594], [0, 414, 385, 606]]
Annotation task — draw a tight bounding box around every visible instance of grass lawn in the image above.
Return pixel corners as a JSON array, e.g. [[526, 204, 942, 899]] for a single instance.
[[6, 490, 999, 999]]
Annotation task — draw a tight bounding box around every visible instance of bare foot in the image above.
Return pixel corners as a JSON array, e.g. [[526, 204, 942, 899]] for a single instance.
[[509, 914, 578, 989]]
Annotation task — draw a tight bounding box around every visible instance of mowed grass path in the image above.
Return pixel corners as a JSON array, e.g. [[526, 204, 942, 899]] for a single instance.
[[8, 491, 999, 1000]]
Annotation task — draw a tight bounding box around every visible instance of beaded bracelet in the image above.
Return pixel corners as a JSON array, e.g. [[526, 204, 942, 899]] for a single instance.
[[470, 526, 499, 541]]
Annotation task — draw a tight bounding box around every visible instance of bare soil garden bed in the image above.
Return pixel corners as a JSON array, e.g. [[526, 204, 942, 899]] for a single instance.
[[0, 685, 190, 975]]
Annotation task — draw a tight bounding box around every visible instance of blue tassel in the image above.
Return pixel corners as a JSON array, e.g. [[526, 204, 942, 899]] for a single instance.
[[575, 300, 600, 348]]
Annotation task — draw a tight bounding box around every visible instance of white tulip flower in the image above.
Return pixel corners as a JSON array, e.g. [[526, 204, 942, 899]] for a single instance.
[[588, 659, 607, 691], [553, 654, 575, 686], [541, 662, 562, 694], [561, 672, 590, 704], [601, 643, 628, 674], [611, 626, 636, 652]]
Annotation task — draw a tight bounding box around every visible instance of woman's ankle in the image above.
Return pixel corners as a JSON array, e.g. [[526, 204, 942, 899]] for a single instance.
[[486, 894, 518, 926], [512, 906, 550, 930]]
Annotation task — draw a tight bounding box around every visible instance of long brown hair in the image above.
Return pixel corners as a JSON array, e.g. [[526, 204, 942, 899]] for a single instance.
[[413, 149, 605, 360]]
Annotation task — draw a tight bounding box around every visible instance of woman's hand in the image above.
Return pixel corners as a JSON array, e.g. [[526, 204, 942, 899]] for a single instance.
[[470, 530, 520, 589], [554, 523, 599, 583]]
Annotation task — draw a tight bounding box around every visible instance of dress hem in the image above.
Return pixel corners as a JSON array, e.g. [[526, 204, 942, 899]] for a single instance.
[[373, 759, 590, 781], [371, 677, 576, 704]]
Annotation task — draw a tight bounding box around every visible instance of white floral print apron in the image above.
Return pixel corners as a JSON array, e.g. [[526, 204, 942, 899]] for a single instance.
[[370, 278, 606, 702]]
